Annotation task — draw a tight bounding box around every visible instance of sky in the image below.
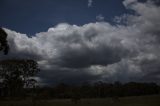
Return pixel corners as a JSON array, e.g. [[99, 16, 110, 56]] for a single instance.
[[0, 0, 133, 35], [1, 0, 160, 85]]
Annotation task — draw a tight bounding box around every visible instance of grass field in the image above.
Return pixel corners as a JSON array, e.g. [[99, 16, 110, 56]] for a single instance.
[[0, 95, 160, 106]]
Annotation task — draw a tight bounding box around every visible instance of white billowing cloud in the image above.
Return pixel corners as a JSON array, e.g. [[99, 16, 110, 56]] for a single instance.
[[88, 0, 93, 7], [1, 0, 160, 84], [88, 58, 142, 82], [96, 14, 105, 21], [123, 0, 137, 7]]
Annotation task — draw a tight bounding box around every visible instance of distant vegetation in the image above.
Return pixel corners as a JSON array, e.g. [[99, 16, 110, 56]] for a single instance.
[[0, 76, 160, 99], [27, 81, 160, 99]]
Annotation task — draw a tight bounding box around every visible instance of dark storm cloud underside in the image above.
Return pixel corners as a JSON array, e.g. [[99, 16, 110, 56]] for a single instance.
[[54, 45, 125, 68]]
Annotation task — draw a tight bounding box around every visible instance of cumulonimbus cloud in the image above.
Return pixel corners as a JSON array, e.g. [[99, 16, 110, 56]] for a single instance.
[[1, 0, 160, 85]]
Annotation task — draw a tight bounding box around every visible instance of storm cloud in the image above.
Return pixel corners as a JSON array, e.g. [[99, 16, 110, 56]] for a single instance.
[[1, 0, 160, 85]]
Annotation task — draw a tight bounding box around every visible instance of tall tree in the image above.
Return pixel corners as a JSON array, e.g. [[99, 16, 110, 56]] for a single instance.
[[0, 28, 9, 55], [0, 59, 40, 97]]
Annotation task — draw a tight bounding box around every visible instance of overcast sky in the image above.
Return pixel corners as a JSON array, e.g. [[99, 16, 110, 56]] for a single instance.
[[1, 0, 160, 85]]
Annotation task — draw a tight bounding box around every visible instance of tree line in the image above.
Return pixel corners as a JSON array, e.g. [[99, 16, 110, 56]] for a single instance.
[[32, 81, 160, 99]]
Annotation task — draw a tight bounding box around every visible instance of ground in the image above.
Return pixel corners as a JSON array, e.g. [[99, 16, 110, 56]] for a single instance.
[[0, 95, 160, 106]]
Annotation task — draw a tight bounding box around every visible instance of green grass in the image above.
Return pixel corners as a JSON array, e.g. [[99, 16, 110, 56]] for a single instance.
[[0, 95, 160, 106]]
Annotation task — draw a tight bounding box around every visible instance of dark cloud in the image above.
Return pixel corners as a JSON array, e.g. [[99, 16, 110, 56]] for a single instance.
[[54, 44, 125, 68], [39, 67, 101, 85]]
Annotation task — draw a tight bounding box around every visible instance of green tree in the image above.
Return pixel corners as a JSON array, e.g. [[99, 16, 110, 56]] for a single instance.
[[0, 59, 40, 97], [0, 28, 9, 55]]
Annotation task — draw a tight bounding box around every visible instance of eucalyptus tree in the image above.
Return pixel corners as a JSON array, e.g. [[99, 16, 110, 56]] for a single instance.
[[0, 59, 40, 97], [0, 28, 9, 55]]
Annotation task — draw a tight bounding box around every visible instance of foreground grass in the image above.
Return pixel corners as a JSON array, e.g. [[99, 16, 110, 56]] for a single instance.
[[0, 95, 160, 106]]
